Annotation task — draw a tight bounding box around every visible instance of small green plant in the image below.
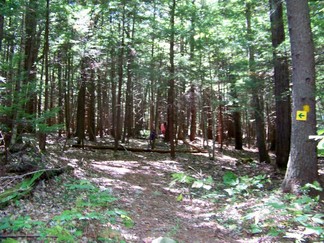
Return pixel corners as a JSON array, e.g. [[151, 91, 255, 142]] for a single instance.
[[44, 225, 75, 242], [0, 216, 40, 232], [222, 172, 270, 198], [170, 172, 195, 186], [242, 182, 323, 241], [0, 178, 130, 242], [316, 129, 324, 156], [170, 172, 215, 200]]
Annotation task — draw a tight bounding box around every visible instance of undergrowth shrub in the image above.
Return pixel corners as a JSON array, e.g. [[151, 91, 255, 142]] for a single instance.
[[0, 178, 131, 242]]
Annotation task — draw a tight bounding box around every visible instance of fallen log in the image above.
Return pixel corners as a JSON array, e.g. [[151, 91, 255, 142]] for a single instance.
[[182, 140, 207, 153], [0, 166, 73, 208], [72, 144, 205, 153]]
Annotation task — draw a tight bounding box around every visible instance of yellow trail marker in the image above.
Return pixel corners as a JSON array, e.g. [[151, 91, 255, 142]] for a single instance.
[[303, 105, 310, 112], [296, 110, 307, 121]]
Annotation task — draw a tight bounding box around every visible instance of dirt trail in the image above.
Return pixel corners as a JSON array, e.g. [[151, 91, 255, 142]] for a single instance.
[[86, 153, 237, 243]]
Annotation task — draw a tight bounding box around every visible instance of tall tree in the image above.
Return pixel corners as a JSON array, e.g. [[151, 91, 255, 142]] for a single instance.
[[114, 2, 126, 151], [0, 0, 5, 52], [167, 0, 176, 158], [245, 1, 270, 163], [39, 0, 50, 151], [282, 0, 322, 195], [24, 0, 40, 118], [269, 0, 291, 169]]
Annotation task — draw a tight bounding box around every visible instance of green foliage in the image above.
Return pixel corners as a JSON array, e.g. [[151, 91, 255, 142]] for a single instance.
[[64, 179, 97, 191], [222, 172, 270, 197], [170, 172, 215, 201], [2, 239, 19, 243], [44, 225, 75, 243], [170, 172, 195, 186], [222, 171, 238, 186], [316, 129, 324, 156], [0, 178, 130, 242], [242, 182, 324, 241], [0, 216, 39, 232], [76, 190, 117, 208]]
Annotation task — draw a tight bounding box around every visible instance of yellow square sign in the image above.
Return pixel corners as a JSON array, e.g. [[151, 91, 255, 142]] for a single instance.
[[296, 111, 307, 121]]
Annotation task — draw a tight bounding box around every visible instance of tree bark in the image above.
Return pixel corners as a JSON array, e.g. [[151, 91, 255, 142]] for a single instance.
[[87, 69, 96, 142], [123, 14, 135, 142], [38, 0, 50, 151], [115, 3, 126, 151], [282, 0, 322, 195], [246, 2, 270, 163], [167, 0, 176, 159], [189, 85, 197, 142], [269, 0, 291, 169], [24, 0, 39, 119], [75, 58, 87, 145], [0, 0, 5, 52]]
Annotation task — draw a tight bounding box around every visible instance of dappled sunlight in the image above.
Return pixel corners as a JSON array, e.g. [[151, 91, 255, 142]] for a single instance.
[[91, 160, 140, 176], [218, 154, 238, 164]]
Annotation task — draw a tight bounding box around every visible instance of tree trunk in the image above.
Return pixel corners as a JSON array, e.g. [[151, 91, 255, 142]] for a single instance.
[[282, 0, 322, 195], [230, 79, 243, 150], [0, 0, 5, 51], [39, 0, 50, 151], [167, 0, 176, 159], [110, 48, 117, 138], [97, 72, 103, 138], [246, 2, 270, 163], [24, 0, 39, 121], [76, 58, 87, 145], [57, 52, 64, 138], [115, 4, 125, 151], [123, 15, 135, 142], [189, 85, 197, 142], [64, 45, 72, 139], [87, 69, 96, 142], [269, 0, 291, 169]]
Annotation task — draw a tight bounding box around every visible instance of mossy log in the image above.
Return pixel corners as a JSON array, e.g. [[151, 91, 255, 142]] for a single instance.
[[0, 166, 73, 208]]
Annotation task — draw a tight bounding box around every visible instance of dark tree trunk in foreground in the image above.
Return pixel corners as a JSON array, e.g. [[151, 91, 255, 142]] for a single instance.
[[269, 0, 291, 169], [282, 0, 322, 195]]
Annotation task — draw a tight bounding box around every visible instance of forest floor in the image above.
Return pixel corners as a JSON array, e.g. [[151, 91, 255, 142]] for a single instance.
[[0, 136, 323, 243]]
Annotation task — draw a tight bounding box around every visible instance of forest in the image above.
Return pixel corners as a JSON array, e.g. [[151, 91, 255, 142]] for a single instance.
[[0, 0, 324, 242]]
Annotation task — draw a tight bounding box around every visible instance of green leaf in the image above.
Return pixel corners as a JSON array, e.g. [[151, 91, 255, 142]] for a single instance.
[[121, 214, 134, 228], [224, 188, 235, 196], [267, 228, 283, 237], [250, 224, 262, 234], [312, 214, 324, 224], [266, 201, 286, 209], [192, 180, 204, 189], [176, 194, 183, 201], [64, 179, 97, 191], [222, 171, 238, 186], [3, 239, 19, 243], [303, 226, 324, 236], [171, 173, 195, 184]]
